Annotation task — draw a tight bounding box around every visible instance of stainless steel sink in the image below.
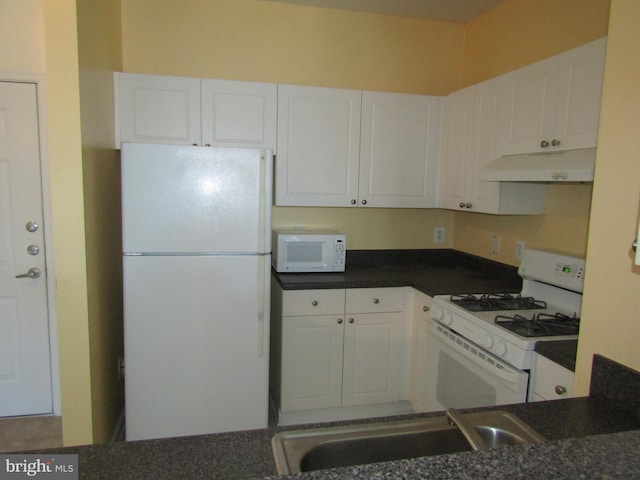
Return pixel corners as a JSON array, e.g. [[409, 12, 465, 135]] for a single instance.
[[271, 410, 545, 475]]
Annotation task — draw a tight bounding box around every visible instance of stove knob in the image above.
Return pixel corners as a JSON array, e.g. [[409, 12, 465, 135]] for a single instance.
[[483, 335, 494, 349], [430, 305, 444, 321], [494, 342, 507, 357]]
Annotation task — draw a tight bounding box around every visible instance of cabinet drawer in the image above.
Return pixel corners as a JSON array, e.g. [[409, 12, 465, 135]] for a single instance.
[[346, 288, 404, 313], [533, 355, 574, 400], [282, 289, 345, 316]]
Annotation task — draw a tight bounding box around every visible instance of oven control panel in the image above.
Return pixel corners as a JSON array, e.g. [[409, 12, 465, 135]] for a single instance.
[[555, 262, 584, 279], [519, 249, 585, 293]]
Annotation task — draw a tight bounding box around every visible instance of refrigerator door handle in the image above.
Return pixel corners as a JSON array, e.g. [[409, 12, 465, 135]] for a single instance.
[[257, 254, 269, 358], [259, 150, 273, 254]]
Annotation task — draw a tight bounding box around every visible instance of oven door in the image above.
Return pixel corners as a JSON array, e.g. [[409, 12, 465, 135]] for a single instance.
[[424, 320, 529, 412]]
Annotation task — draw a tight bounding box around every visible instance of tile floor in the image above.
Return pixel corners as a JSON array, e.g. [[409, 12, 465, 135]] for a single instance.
[[0, 416, 63, 452]]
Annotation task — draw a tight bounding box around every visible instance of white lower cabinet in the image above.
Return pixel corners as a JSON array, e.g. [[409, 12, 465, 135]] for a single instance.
[[408, 290, 433, 412], [532, 354, 574, 401], [272, 285, 407, 414]]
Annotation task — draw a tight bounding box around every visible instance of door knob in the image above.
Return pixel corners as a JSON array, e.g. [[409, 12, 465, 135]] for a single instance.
[[15, 267, 41, 279], [27, 244, 40, 256], [26, 221, 39, 232]]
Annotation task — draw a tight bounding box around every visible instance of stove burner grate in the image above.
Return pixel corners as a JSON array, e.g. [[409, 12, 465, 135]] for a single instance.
[[451, 293, 547, 312], [495, 312, 580, 337]]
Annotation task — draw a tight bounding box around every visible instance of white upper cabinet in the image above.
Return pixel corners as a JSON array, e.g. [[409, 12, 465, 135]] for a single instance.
[[439, 85, 475, 211], [439, 78, 547, 214], [115, 73, 277, 150], [499, 38, 606, 155], [275, 85, 441, 208], [201, 79, 277, 149], [359, 92, 441, 208], [275, 84, 361, 207], [115, 73, 201, 147]]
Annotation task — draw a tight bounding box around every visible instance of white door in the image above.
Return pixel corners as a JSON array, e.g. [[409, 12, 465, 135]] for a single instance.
[[0, 82, 52, 416]]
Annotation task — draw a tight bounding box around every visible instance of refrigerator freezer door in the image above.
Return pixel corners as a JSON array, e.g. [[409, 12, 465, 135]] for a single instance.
[[124, 254, 270, 441], [122, 143, 271, 254]]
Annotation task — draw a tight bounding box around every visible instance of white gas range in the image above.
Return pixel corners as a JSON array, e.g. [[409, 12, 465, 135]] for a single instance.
[[431, 249, 584, 370], [423, 249, 584, 412]]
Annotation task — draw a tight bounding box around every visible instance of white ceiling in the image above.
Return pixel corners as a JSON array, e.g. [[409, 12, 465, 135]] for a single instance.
[[259, 0, 504, 23]]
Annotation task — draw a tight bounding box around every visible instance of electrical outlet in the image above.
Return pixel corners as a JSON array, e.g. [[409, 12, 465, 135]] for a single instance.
[[434, 226, 445, 244], [491, 235, 501, 254], [515, 240, 526, 260]]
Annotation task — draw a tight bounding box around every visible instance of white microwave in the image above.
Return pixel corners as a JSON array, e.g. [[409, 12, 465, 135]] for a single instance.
[[272, 230, 346, 273]]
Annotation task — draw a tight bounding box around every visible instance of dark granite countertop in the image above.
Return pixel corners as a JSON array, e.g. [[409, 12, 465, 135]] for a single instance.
[[273, 249, 523, 295], [34, 357, 640, 480], [536, 340, 579, 371]]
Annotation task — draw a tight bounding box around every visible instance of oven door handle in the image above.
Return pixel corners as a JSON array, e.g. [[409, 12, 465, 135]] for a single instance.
[[429, 321, 527, 389]]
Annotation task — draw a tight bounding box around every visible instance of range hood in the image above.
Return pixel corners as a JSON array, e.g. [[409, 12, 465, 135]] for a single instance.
[[479, 148, 596, 182]]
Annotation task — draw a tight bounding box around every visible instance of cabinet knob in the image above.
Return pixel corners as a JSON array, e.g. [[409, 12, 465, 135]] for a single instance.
[[554, 385, 567, 395], [312, 300, 318, 306], [348, 318, 355, 324], [540, 140, 550, 148], [465, 203, 472, 209], [373, 298, 379, 304], [361, 199, 367, 205], [551, 139, 561, 147], [423, 305, 430, 312], [351, 199, 357, 205], [337, 318, 343, 324]]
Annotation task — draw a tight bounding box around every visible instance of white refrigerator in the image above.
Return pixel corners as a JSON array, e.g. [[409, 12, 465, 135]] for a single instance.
[[121, 143, 272, 441]]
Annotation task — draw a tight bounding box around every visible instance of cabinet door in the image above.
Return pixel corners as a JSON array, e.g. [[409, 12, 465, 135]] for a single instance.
[[359, 92, 441, 208], [275, 84, 361, 207], [342, 312, 403, 406], [499, 57, 558, 155], [439, 86, 474, 210], [553, 38, 606, 151], [409, 292, 432, 412], [468, 77, 502, 212], [115, 73, 201, 148], [201, 79, 277, 150], [281, 315, 344, 411]]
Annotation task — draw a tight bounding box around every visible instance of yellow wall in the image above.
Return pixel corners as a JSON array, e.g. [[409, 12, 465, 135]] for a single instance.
[[76, 0, 124, 443], [41, 0, 94, 445], [121, 0, 465, 95], [454, 185, 594, 265], [574, 0, 640, 392], [463, 0, 611, 87]]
